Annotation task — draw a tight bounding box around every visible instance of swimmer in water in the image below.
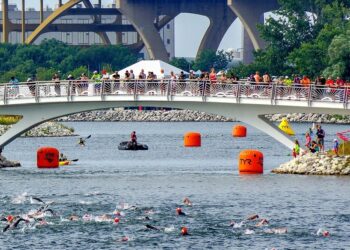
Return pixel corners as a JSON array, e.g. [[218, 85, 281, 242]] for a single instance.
[[145, 224, 159, 231], [246, 214, 259, 221], [3, 216, 29, 232], [95, 214, 113, 222], [183, 197, 192, 206], [69, 215, 79, 221], [264, 228, 288, 234], [256, 218, 269, 227], [176, 208, 186, 216], [181, 227, 189, 236]]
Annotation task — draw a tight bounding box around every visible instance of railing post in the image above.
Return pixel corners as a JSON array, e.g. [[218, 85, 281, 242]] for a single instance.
[[35, 82, 39, 103], [344, 86, 349, 109], [202, 81, 207, 102], [67, 81, 71, 101], [134, 80, 137, 101], [236, 82, 241, 103], [166, 80, 171, 101], [3, 83, 7, 104], [308, 84, 313, 107], [271, 83, 276, 105], [101, 80, 105, 100]]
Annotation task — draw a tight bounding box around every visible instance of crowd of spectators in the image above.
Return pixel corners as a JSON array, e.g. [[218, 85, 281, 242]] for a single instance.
[[6, 69, 350, 98]]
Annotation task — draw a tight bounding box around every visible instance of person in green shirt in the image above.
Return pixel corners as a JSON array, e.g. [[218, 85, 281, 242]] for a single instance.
[[91, 70, 101, 94], [293, 139, 300, 158], [283, 76, 293, 86]]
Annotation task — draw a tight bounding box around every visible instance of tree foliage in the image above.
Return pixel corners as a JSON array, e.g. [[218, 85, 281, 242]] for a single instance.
[[192, 50, 230, 71], [169, 57, 191, 71], [0, 39, 138, 82], [229, 0, 350, 79]]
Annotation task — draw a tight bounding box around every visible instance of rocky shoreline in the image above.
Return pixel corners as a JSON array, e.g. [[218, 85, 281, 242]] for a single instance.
[[0, 122, 75, 137], [57, 109, 350, 124], [272, 153, 350, 175], [266, 113, 350, 124], [57, 109, 235, 122], [0, 155, 21, 169]]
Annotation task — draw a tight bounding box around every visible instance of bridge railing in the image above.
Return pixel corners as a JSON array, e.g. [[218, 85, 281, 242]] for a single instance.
[[0, 80, 349, 105]]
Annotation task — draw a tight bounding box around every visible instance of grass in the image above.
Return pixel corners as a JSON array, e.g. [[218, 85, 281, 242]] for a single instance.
[[0, 115, 22, 125]]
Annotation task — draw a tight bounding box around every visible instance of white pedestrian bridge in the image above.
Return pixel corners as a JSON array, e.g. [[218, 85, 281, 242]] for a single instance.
[[0, 80, 348, 149]]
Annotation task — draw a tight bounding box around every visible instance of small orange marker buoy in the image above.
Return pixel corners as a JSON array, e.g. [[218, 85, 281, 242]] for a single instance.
[[232, 125, 247, 137], [181, 227, 188, 236], [184, 132, 201, 147], [238, 150, 263, 174], [114, 217, 120, 223]]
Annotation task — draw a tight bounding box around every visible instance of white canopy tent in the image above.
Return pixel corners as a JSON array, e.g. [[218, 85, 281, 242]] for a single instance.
[[117, 60, 189, 79]]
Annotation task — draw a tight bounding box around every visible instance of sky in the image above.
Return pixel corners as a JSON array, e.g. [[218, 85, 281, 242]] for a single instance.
[[5, 0, 243, 57]]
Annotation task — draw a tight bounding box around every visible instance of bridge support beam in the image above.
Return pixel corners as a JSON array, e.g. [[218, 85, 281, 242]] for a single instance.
[[2, 0, 10, 43], [116, 0, 169, 61], [197, 12, 237, 57], [26, 0, 84, 44], [228, 0, 279, 64]]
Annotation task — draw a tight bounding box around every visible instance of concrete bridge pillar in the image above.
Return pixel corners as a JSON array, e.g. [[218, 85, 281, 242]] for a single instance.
[[2, 0, 10, 43], [116, 0, 169, 61], [228, 0, 279, 64], [197, 11, 237, 57]]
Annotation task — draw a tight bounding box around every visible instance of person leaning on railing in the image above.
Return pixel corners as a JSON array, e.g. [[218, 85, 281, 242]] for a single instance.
[[91, 71, 101, 95], [27, 74, 37, 96], [9, 76, 19, 97], [52, 73, 61, 96], [110, 71, 120, 94], [66, 74, 75, 96], [80, 73, 89, 95]]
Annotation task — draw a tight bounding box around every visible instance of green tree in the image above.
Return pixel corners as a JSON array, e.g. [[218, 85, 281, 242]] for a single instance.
[[228, 0, 350, 78], [169, 57, 191, 71], [323, 26, 350, 78], [0, 39, 139, 82], [192, 50, 229, 71]]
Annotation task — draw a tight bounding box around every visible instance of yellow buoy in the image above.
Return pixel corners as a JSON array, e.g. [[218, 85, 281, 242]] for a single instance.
[[278, 118, 295, 136]]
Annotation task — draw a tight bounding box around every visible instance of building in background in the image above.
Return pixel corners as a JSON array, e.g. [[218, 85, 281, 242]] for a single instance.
[[0, 3, 175, 59]]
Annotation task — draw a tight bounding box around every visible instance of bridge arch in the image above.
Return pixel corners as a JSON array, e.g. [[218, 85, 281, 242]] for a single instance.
[[0, 101, 292, 149], [0, 98, 348, 150]]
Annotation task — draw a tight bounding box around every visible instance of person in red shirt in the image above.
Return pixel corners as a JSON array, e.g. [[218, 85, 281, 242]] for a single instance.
[[326, 77, 335, 87], [335, 77, 345, 87], [130, 131, 137, 146], [209, 68, 217, 83]]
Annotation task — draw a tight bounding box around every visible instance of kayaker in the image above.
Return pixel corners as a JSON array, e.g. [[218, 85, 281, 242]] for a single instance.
[[59, 153, 68, 162], [78, 138, 85, 147], [130, 131, 137, 146]]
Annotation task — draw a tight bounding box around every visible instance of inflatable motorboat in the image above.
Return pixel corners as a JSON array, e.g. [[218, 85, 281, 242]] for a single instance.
[[118, 141, 148, 151]]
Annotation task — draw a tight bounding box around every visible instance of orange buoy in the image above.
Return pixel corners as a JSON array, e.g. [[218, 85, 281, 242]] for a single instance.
[[238, 150, 263, 174], [232, 125, 247, 137], [184, 132, 201, 147], [37, 147, 59, 168], [114, 217, 120, 223]]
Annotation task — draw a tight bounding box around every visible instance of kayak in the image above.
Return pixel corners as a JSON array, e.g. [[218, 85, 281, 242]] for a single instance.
[[59, 161, 71, 166], [118, 141, 148, 151]]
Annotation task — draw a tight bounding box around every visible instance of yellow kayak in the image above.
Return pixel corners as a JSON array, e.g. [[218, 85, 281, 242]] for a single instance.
[[59, 161, 71, 166]]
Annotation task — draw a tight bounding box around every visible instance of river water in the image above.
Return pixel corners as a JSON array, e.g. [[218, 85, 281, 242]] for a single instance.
[[0, 122, 349, 249]]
